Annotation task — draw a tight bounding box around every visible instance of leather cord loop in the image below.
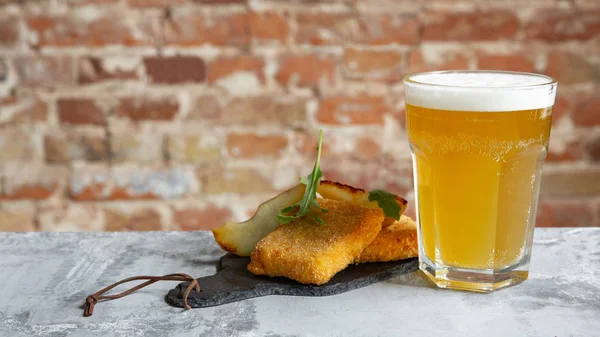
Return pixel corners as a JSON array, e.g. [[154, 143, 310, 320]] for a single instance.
[[83, 274, 199, 317]]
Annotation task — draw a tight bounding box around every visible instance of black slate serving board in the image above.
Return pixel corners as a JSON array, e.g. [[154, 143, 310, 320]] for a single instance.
[[165, 254, 418, 308]]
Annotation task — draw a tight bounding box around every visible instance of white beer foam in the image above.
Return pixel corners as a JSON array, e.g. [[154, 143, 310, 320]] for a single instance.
[[404, 71, 557, 112]]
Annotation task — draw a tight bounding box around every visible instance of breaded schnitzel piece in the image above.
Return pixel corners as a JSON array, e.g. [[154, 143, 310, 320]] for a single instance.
[[248, 198, 384, 285], [356, 215, 418, 263]]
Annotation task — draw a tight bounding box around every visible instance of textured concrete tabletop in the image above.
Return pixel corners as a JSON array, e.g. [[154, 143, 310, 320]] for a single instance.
[[0, 228, 598, 337]]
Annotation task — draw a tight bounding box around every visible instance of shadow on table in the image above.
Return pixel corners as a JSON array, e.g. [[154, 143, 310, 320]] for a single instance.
[[386, 270, 437, 289], [183, 257, 221, 269]]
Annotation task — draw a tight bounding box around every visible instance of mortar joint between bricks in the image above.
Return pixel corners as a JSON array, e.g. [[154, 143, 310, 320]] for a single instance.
[[105, 105, 114, 168], [163, 134, 171, 164], [154, 7, 174, 56]]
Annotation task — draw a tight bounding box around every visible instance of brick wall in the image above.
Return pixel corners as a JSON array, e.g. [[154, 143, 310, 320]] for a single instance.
[[0, 0, 598, 231]]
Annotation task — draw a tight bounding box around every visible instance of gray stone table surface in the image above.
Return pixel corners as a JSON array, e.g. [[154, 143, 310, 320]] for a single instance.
[[0, 228, 598, 337]]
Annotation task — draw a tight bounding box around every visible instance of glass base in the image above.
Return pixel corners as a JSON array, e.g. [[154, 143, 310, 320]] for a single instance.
[[419, 260, 529, 293]]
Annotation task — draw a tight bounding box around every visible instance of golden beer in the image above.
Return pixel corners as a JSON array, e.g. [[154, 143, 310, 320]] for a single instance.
[[404, 71, 557, 292]]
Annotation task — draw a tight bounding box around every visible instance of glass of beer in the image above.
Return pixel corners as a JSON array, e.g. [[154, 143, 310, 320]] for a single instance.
[[404, 71, 557, 292]]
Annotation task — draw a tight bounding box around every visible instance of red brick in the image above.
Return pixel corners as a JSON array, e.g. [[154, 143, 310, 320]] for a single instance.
[[296, 13, 419, 45], [199, 166, 274, 194], [144, 56, 206, 84], [321, 158, 413, 196], [355, 136, 382, 160], [0, 206, 36, 232], [393, 105, 406, 128], [70, 166, 198, 201], [536, 200, 595, 227], [166, 13, 244, 46], [572, 94, 600, 127], [526, 9, 600, 42], [26, 11, 158, 47], [585, 133, 600, 163], [202, 14, 245, 45], [343, 47, 404, 81], [0, 128, 35, 162], [166, 135, 220, 163], [221, 96, 306, 126], [293, 130, 333, 159], [551, 94, 570, 126], [110, 131, 165, 163], [477, 53, 535, 72], [188, 95, 221, 120], [4, 186, 54, 200], [546, 138, 585, 163], [173, 204, 232, 230], [116, 96, 179, 121], [408, 49, 470, 73], [0, 58, 6, 80], [540, 168, 600, 198], [0, 92, 48, 125], [358, 14, 420, 45], [193, 0, 246, 3], [545, 51, 598, 85], [38, 203, 104, 231], [1, 165, 66, 200], [126, 0, 188, 7], [208, 55, 264, 83], [44, 131, 108, 164], [297, 132, 380, 161], [317, 96, 389, 125], [14, 56, 75, 88], [227, 133, 288, 158], [105, 208, 164, 231], [247, 12, 289, 42], [423, 11, 519, 41], [296, 12, 355, 45], [276, 54, 336, 87], [0, 16, 19, 46], [78, 57, 139, 84], [68, 0, 120, 4], [104, 209, 128, 231], [167, 11, 285, 46], [57, 99, 105, 125]]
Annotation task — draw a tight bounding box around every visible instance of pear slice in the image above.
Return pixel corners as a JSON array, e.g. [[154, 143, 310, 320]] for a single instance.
[[212, 184, 305, 256], [316, 180, 408, 222]]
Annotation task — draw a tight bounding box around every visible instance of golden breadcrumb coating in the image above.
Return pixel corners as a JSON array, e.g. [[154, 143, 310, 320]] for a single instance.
[[356, 215, 418, 263], [247, 198, 384, 285]]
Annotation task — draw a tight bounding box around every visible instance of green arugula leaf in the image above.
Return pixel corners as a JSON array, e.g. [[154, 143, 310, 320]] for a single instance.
[[277, 130, 327, 225], [368, 190, 401, 220]]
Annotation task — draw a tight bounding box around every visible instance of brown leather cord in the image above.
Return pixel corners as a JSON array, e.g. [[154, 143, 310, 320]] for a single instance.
[[83, 273, 200, 317]]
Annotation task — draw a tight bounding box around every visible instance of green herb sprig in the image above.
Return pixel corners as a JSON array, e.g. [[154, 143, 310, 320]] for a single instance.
[[277, 130, 328, 225], [368, 190, 401, 220]]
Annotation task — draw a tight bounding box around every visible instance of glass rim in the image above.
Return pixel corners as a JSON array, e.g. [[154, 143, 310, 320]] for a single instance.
[[403, 70, 558, 90]]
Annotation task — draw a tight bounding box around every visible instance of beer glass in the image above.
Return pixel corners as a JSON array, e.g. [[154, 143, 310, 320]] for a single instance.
[[404, 71, 557, 292]]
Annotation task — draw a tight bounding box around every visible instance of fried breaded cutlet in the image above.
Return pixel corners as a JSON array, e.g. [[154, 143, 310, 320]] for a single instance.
[[247, 198, 384, 285], [356, 215, 418, 263]]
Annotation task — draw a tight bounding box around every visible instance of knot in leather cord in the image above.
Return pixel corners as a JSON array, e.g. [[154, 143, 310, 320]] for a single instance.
[[83, 274, 199, 317], [83, 295, 98, 317]]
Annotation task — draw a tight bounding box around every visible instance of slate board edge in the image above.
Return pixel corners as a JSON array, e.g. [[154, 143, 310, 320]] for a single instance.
[[166, 258, 418, 309]]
